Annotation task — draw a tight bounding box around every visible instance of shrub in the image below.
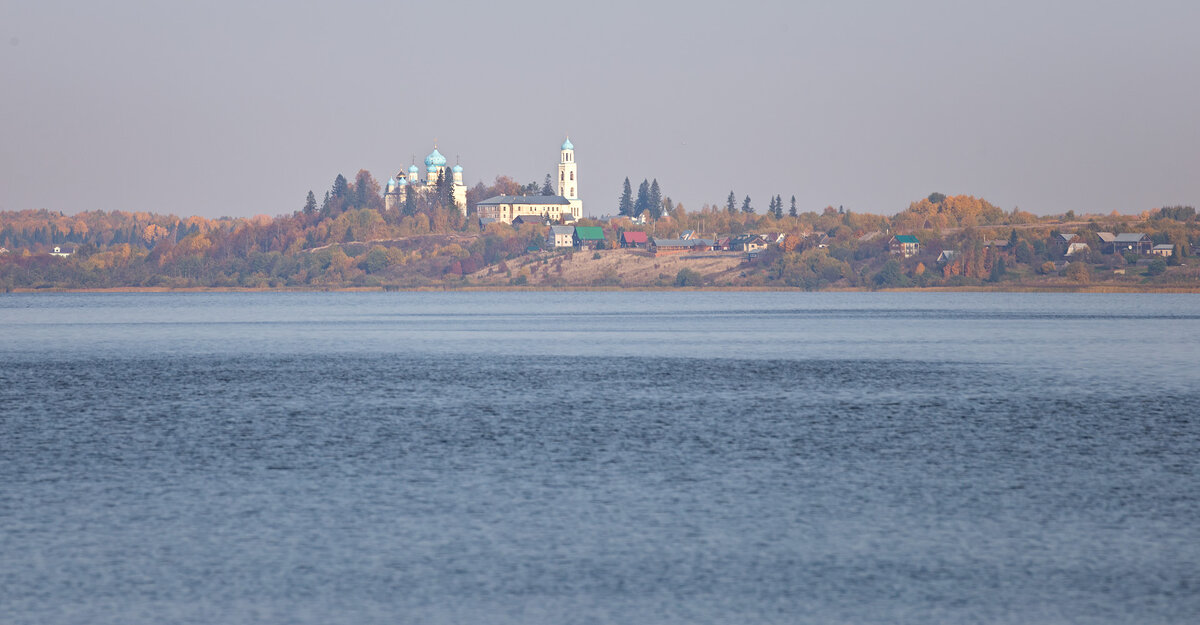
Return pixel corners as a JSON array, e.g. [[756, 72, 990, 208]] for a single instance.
[[674, 268, 703, 286], [1065, 262, 1090, 283], [873, 260, 910, 288]]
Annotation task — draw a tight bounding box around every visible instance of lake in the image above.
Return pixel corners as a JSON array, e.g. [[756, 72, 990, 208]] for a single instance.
[[1, 292, 1198, 624]]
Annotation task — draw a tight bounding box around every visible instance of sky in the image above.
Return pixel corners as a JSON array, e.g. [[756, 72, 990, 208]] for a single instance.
[[2, 0, 1198, 219]]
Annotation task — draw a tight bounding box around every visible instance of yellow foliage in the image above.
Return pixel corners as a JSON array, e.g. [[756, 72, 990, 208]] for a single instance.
[[143, 223, 171, 244], [438, 243, 469, 259]]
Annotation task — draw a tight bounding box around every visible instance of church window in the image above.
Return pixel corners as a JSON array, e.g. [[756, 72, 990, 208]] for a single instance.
[[560, 172, 564, 181], [570, 187, 574, 195], [570, 172, 574, 181]]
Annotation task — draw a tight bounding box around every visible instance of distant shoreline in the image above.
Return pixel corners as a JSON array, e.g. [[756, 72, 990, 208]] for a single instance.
[[7, 285, 1200, 295]]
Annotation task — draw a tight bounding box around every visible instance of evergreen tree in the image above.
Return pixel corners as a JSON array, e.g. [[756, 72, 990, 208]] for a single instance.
[[789, 195, 798, 218], [989, 256, 1007, 282], [403, 187, 417, 216], [320, 191, 332, 218], [772, 195, 783, 219], [634, 179, 651, 218], [542, 174, 555, 196], [437, 170, 454, 209], [741, 195, 754, 214], [663, 197, 675, 218], [726, 191, 737, 215], [648, 179, 663, 220], [331, 174, 349, 199], [618, 177, 634, 216], [303, 191, 317, 216]]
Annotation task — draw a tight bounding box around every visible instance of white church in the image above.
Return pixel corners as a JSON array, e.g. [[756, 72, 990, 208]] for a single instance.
[[383, 146, 468, 214], [475, 137, 584, 224]]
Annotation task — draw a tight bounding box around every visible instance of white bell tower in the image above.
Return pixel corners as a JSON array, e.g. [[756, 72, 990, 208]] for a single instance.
[[557, 136, 582, 218]]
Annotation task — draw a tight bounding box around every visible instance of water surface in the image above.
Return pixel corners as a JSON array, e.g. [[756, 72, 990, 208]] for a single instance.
[[1, 292, 1198, 624]]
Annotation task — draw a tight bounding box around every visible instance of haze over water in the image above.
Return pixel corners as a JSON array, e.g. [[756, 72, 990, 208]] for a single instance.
[[2, 292, 1198, 624]]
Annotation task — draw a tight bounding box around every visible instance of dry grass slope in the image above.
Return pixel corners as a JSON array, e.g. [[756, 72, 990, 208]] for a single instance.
[[469, 248, 747, 287]]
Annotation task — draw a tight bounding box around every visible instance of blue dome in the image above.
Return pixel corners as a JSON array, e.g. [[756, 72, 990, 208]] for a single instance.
[[408, 164, 419, 173], [427, 164, 438, 173], [452, 164, 463, 173], [387, 178, 396, 187], [561, 137, 574, 150], [424, 148, 447, 167], [396, 176, 407, 185]]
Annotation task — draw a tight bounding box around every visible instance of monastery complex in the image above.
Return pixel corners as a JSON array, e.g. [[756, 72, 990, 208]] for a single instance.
[[384, 138, 583, 222]]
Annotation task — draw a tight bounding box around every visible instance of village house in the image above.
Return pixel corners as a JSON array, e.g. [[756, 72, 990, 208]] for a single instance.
[[512, 214, 549, 227], [620, 231, 649, 249], [936, 250, 958, 265], [573, 226, 606, 249], [731, 234, 768, 252], [50, 246, 74, 257], [1098, 232, 1152, 255], [1151, 244, 1175, 257], [650, 238, 697, 257], [1049, 233, 1078, 257], [889, 235, 919, 258], [549, 225, 575, 248]]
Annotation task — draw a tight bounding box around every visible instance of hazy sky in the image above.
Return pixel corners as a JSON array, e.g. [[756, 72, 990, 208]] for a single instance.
[[3, 1, 1198, 219]]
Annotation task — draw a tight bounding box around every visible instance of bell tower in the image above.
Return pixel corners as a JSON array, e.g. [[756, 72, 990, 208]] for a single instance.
[[557, 136, 582, 218]]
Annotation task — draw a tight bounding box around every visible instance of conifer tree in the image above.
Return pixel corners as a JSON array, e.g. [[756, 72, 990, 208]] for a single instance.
[[726, 191, 737, 215], [741, 195, 754, 214], [789, 195, 798, 218], [542, 174, 555, 196], [303, 191, 317, 216], [332, 174, 349, 199], [320, 191, 332, 218], [648, 179, 663, 220], [774, 194, 784, 219], [634, 179, 651, 218], [618, 177, 634, 216], [403, 187, 417, 217]]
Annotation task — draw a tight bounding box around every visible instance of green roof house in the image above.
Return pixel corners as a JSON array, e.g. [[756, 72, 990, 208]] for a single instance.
[[573, 226, 606, 249], [889, 234, 920, 258]]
